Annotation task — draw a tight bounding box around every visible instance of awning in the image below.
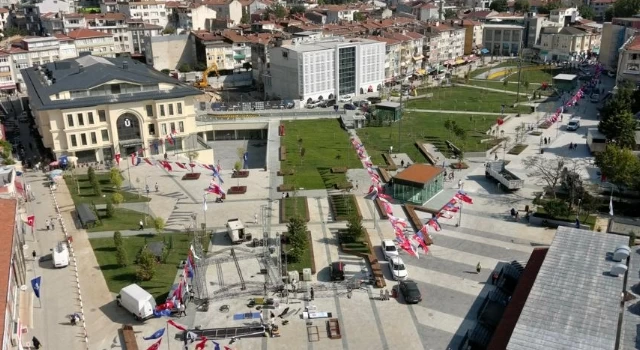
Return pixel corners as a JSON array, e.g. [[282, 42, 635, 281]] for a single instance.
[[481, 48, 490, 54], [233, 54, 246, 60], [413, 55, 424, 61], [455, 59, 465, 65], [416, 69, 427, 75]]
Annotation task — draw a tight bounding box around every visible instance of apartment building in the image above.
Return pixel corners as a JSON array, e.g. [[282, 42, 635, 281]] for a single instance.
[[462, 20, 483, 55], [198, 0, 243, 26], [84, 13, 129, 53], [119, 0, 169, 29], [617, 34, 640, 85], [192, 30, 251, 71], [537, 26, 601, 61], [266, 37, 385, 102], [383, 31, 424, 76], [248, 33, 287, 90], [66, 28, 116, 57], [15, 0, 76, 35], [0, 51, 15, 93], [421, 22, 466, 67], [144, 34, 197, 70], [128, 20, 162, 57], [598, 17, 640, 71], [371, 36, 402, 82], [15, 37, 60, 65], [167, 2, 218, 31], [590, 0, 615, 20], [21, 55, 203, 162], [483, 24, 523, 56], [548, 7, 579, 26]]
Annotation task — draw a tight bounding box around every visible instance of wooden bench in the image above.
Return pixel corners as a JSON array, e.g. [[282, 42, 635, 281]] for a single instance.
[[279, 146, 286, 161], [327, 319, 342, 339], [378, 168, 392, 183], [404, 205, 433, 245], [381, 153, 398, 171], [368, 255, 387, 288], [415, 142, 437, 165], [122, 325, 139, 350], [375, 198, 389, 219]]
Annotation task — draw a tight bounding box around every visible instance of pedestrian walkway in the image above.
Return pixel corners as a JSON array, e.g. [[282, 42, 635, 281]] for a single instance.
[[404, 108, 507, 116], [455, 83, 529, 96]]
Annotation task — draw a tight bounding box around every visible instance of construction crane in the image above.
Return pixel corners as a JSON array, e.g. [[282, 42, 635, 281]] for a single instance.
[[194, 63, 220, 89]]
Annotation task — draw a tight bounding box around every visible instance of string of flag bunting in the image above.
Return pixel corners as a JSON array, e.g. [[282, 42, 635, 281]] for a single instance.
[[350, 137, 474, 259], [544, 64, 603, 125]]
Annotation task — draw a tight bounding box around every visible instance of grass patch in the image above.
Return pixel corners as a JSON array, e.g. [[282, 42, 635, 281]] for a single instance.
[[284, 243, 312, 275], [90, 233, 205, 301], [281, 119, 362, 190], [282, 196, 308, 222], [409, 86, 531, 114], [507, 144, 528, 155], [534, 206, 597, 229], [464, 79, 536, 94], [470, 60, 529, 78], [359, 112, 497, 163], [64, 173, 150, 205], [506, 67, 557, 84], [342, 241, 370, 255], [88, 208, 149, 233], [329, 194, 360, 221]]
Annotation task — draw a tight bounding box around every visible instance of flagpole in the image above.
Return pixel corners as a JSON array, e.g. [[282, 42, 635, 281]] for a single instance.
[[127, 155, 132, 190]]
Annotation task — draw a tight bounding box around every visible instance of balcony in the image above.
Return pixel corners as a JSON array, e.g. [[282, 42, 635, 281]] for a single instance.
[[233, 53, 246, 60]]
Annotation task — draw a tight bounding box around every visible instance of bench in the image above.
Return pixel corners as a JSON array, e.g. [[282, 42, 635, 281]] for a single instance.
[[381, 153, 398, 171], [404, 205, 434, 245], [378, 168, 392, 183], [415, 142, 437, 165], [375, 198, 389, 219], [368, 255, 386, 288], [122, 325, 139, 350], [279, 146, 286, 161]]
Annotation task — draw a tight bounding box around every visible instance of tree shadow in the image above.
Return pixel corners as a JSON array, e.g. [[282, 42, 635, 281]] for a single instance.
[[95, 247, 116, 252]]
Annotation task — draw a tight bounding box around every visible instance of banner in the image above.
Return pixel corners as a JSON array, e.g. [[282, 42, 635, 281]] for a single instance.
[[31, 276, 41, 299]]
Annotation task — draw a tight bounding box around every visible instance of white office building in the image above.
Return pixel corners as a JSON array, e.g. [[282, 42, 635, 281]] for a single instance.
[[266, 38, 385, 103]]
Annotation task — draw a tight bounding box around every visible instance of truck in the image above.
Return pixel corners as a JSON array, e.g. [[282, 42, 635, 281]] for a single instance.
[[116, 284, 156, 321], [485, 161, 525, 191], [587, 128, 606, 154], [52, 241, 69, 268], [226, 218, 246, 244]]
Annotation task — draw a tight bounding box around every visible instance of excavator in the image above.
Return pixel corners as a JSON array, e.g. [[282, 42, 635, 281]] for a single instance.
[[194, 63, 220, 90]]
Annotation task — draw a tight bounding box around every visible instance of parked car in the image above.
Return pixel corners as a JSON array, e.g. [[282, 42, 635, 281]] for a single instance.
[[606, 71, 615, 77], [330, 261, 346, 281], [381, 239, 399, 260], [338, 95, 352, 103], [388, 256, 408, 280], [367, 97, 382, 104], [566, 117, 581, 131], [590, 94, 600, 103], [319, 99, 336, 108], [399, 280, 422, 304], [343, 103, 356, 110]]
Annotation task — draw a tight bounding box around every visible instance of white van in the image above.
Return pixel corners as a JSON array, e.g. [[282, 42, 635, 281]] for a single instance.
[[566, 117, 581, 131], [52, 242, 69, 268], [117, 284, 157, 321]]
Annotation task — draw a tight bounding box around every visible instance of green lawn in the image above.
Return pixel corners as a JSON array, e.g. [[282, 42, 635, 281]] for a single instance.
[[359, 112, 497, 164], [410, 86, 531, 114], [465, 79, 538, 94], [329, 194, 359, 220], [282, 196, 308, 222], [281, 119, 363, 190], [64, 173, 149, 205], [88, 208, 150, 233], [505, 67, 558, 84], [90, 233, 201, 301], [470, 60, 527, 78]]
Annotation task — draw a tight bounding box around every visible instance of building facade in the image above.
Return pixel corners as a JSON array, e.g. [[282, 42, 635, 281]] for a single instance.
[[598, 18, 640, 71], [65, 29, 116, 57], [144, 34, 197, 71], [21, 55, 203, 162], [590, 0, 615, 20], [617, 35, 640, 85], [483, 24, 524, 56], [119, 0, 169, 29], [266, 37, 385, 102]]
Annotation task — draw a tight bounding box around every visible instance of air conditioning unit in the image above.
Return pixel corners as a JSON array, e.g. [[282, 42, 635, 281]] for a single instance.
[[10, 321, 18, 346]]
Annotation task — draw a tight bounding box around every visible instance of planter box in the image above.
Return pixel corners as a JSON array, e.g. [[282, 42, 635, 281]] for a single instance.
[[231, 170, 249, 178], [331, 167, 348, 174], [228, 186, 247, 194], [279, 196, 310, 223], [450, 162, 469, 170], [335, 182, 353, 190], [529, 214, 590, 229], [278, 184, 294, 192], [181, 172, 201, 180], [277, 169, 295, 176]]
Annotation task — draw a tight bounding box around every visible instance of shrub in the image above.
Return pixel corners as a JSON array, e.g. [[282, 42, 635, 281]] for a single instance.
[[287, 216, 308, 263], [112, 193, 124, 205], [342, 215, 365, 243], [90, 177, 101, 196], [153, 217, 165, 234], [136, 247, 156, 281], [109, 168, 123, 190], [234, 161, 242, 172], [113, 231, 123, 247], [105, 202, 115, 218], [116, 245, 129, 267], [542, 199, 570, 218], [87, 166, 96, 183]]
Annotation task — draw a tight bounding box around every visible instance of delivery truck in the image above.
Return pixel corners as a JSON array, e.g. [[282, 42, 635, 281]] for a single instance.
[[485, 161, 524, 191], [116, 284, 156, 321], [226, 218, 246, 244], [52, 241, 69, 268]]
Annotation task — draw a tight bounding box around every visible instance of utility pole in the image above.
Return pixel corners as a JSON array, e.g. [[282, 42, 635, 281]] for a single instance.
[[515, 41, 523, 103]]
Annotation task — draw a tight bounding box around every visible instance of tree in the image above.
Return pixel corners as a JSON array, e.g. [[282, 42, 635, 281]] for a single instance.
[[612, 0, 640, 19], [87, 166, 96, 183], [153, 217, 165, 234], [599, 111, 637, 148], [290, 4, 306, 15], [187, 151, 199, 172], [90, 176, 102, 196], [110, 168, 123, 190], [542, 199, 570, 218], [116, 245, 129, 267], [489, 0, 508, 12], [240, 11, 250, 24], [113, 231, 123, 247], [136, 247, 156, 281], [266, 3, 287, 18], [237, 147, 246, 169], [112, 192, 124, 205], [3, 27, 27, 37], [521, 155, 567, 198], [343, 215, 365, 243], [514, 0, 530, 12], [106, 202, 115, 218], [595, 145, 640, 189], [577, 4, 595, 19], [178, 63, 192, 73], [604, 7, 614, 21], [354, 12, 366, 21], [537, 0, 561, 13], [162, 25, 176, 34], [286, 216, 308, 263]]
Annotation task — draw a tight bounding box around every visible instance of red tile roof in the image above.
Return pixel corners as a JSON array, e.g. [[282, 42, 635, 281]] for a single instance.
[[85, 13, 127, 20], [394, 164, 443, 184], [66, 28, 112, 39], [626, 35, 640, 50], [0, 199, 16, 350]]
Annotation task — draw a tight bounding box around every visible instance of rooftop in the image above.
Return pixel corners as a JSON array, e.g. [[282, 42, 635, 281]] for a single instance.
[[22, 55, 202, 111], [553, 73, 578, 80], [393, 164, 443, 185], [507, 227, 628, 350], [66, 28, 112, 39], [0, 198, 16, 350], [281, 37, 383, 53], [625, 35, 640, 51]]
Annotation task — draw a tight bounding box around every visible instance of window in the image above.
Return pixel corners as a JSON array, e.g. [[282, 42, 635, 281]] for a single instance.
[[110, 84, 121, 94], [170, 122, 176, 134], [160, 105, 165, 116], [161, 123, 167, 135], [91, 132, 97, 144], [67, 114, 74, 127], [146, 105, 153, 117], [178, 121, 184, 133], [80, 134, 87, 145], [101, 129, 109, 141], [98, 110, 106, 122], [148, 124, 156, 135], [168, 104, 174, 115], [77, 113, 84, 126], [177, 103, 182, 114], [88, 112, 94, 124], [70, 135, 77, 147]]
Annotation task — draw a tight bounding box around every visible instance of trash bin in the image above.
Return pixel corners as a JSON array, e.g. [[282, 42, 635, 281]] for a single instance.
[[531, 106, 536, 113]]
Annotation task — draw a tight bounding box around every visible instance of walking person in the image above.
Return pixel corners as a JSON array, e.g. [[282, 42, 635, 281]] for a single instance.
[[45, 219, 50, 231], [492, 272, 499, 285], [32, 250, 36, 260], [310, 287, 314, 301], [458, 179, 462, 189], [138, 220, 144, 231], [476, 262, 482, 274], [51, 218, 55, 230], [254, 213, 258, 224], [155, 182, 159, 192], [32, 337, 41, 349], [178, 303, 187, 317]]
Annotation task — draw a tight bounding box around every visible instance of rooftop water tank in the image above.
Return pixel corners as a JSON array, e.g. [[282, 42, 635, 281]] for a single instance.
[[610, 263, 628, 277], [613, 245, 631, 262]]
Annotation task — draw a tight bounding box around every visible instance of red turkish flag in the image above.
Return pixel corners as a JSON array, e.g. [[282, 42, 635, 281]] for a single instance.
[[27, 215, 35, 227], [115, 154, 121, 165], [497, 118, 504, 126], [146, 338, 162, 350]]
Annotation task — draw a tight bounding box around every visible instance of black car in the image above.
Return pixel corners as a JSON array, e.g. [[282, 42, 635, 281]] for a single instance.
[[343, 103, 356, 110], [399, 280, 422, 304]]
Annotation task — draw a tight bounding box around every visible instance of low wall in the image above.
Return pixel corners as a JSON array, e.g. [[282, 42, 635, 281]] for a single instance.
[[529, 215, 590, 230]]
